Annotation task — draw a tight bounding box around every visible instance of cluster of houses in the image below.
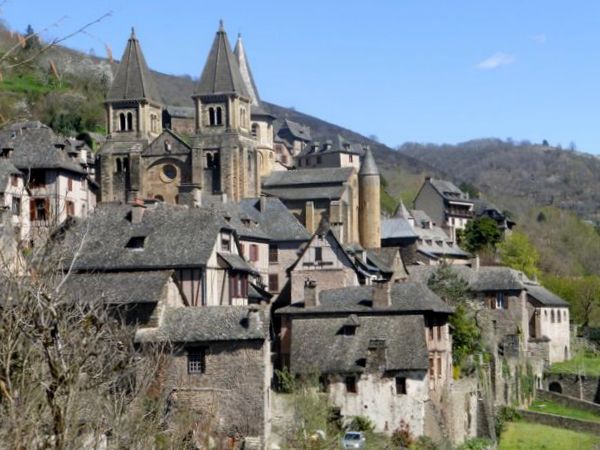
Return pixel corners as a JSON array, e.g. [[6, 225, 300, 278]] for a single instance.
[[0, 23, 571, 449]]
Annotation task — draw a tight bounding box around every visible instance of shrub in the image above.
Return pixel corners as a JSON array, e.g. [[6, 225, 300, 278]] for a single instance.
[[347, 415, 374, 432], [456, 437, 493, 450], [391, 420, 414, 448], [495, 406, 521, 438], [412, 435, 439, 450]]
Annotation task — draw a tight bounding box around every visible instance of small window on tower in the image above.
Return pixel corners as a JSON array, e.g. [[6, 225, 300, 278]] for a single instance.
[[396, 377, 407, 395]]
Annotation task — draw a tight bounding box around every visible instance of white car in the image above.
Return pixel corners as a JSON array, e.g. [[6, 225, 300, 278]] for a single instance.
[[340, 431, 366, 449]]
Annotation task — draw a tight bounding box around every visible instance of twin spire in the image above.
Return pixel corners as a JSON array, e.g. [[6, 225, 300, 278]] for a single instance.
[[108, 22, 260, 107]]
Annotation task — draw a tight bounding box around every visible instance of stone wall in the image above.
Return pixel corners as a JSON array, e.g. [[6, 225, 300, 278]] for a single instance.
[[536, 389, 600, 414], [544, 372, 600, 403], [519, 409, 600, 436]]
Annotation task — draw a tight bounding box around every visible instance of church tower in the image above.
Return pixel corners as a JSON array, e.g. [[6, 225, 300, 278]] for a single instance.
[[358, 147, 381, 249], [234, 34, 276, 178], [191, 22, 260, 202], [99, 28, 162, 202]]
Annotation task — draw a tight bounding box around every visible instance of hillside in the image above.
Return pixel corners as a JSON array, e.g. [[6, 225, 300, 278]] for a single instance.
[[399, 140, 600, 223]]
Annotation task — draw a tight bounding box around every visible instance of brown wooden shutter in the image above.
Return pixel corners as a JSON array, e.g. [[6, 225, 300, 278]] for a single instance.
[[29, 199, 35, 220]]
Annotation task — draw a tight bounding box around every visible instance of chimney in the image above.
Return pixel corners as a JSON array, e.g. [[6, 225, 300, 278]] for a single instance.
[[247, 304, 262, 329], [425, 175, 431, 181], [259, 196, 267, 212], [471, 255, 480, 271], [304, 279, 319, 307], [130, 198, 146, 224], [372, 279, 392, 308]]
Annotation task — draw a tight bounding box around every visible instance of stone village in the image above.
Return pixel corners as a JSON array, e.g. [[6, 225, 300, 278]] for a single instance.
[[0, 22, 575, 449]]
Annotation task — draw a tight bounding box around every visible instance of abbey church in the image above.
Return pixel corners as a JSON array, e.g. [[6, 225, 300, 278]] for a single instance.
[[96, 22, 381, 248]]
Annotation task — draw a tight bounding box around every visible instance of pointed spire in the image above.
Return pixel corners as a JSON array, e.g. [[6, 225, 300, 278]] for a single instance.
[[359, 147, 379, 176], [393, 200, 412, 219], [196, 22, 249, 98], [107, 28, 161, 104], [234, 34, 260, 106]]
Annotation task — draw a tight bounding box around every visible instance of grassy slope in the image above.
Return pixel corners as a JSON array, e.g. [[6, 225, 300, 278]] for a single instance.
[[529, 399, 600, 423], [499, 422, 600, 450], [550, 355, 600, 377]]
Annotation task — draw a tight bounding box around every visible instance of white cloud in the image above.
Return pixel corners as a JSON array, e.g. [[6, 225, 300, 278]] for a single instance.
[[476, 52, 516, 70], [532, 33, 547, 44]]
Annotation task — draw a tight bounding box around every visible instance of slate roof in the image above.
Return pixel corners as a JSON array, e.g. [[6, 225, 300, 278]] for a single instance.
[[233, 35, 260, 106], [381, 217, 418, 240], [135, 306, 269, 343], [107, 29, 162, 104], [63, 202, 231, 271], [61, 270, 174, 304], [359, 147, 379, 176], [165, 105, 195, 118], [0, 159, 21, 193], [195, 22, 249, 98], [290, 315, 429, 374], [408, 265, 525, 292], [525, 283, 570, 307], [277, 282, 453, 315], [218, 252, 258, 274], [263, 185, 347, 201], [238, 197, 311, 242], [428, 178, 471, 202], [0, 122, 87, 174], [281, 119, 312, 142], [262, 167, 354, 187], [298, 135, 365, 158], [214, 201, 269, 241]]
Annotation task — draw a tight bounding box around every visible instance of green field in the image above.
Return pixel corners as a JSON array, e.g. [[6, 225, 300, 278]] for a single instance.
[[549, 355, 600, 377], [499, 422, 600, 450], [529, 398, 600, 423]]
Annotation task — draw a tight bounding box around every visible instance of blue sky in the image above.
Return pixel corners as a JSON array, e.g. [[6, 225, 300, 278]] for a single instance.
[[2, 0, 600, 153]]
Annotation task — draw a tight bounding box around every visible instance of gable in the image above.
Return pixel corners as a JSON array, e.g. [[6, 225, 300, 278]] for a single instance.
[[291, 229, 356, 273], [142, 130, 191, 156]]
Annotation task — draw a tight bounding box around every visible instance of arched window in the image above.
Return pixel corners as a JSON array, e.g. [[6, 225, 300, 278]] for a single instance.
[[251, 123, 259, 140], [216, 107, 223, 125], [551, 309, 555, 323], [240, 108, 246, 127], [209, 107, 216, 126], [127, 112, 133, 131], [119, 113, 126, 131], [248, 152, 252, 173]]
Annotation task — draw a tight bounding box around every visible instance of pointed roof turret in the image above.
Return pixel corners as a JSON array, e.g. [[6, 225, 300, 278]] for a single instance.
[[359, 147, 379, 176], [393, 201, 413, 220], [107, 28, 162, 104], [234, 34, 260, 106], [196, 22, 250, 98]]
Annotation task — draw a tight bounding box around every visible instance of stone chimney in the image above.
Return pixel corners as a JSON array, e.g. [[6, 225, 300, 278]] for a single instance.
[[304, 279, 319, 307], [372, 280, 392, 308], [471, 255, 480, 271], [247, 304, 262, 329], [130, 198, 146, 224], [259, 196, 267, 212]]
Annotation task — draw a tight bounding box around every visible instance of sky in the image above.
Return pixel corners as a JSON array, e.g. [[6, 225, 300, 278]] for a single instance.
[[2, 0, 600, 153]]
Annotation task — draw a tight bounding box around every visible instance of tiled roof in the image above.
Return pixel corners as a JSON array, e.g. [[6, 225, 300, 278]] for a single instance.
[[61, 270, 174, 304], [0, 122, 87, 174], [195, 22, 249, 98], [62, 202, 230, 271], [135, 306, 269, 343], [0, 159, 21, 193], [277, 282, 453, 315], [107, 29, 162, 104], [290, 315, 429, 374], [238, 197, 311, 242]]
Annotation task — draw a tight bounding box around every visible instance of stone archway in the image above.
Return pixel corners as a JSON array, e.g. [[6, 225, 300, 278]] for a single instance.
[[549, 382, 562, 394]]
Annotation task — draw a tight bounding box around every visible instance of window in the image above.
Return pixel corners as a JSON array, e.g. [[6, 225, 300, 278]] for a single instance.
[[349, 155, 353, 163], [216, 107, 223, 125], [119, 113, 126, 131], [269, 273, 279, 292], [221, 234, 231, 252], [345, 376, 357, 394], [563, 310, 567, 321], [239, 244, 245, 257], [28, 170, 45, 188], [187, 348, 206, 374], [437, 356, 442, 379], [249, 244, 259, 262], [30, 198, 48, 221], [11, 197, 20, 216], [209, 107, 216, 126], [230, 273, 248, 298], [342, 325, 356, 336], [161, 164, 177, 182], [269, 244, 279, 263], [251, 123, 259, 139], [67, 177, 73, 192], [551, 309, 555, 323], [495, 292, 506, 309], [314, 247, 323, 262], [429, 356, 435, 380], [125, 236, 146, 250], [66, 201, 75, 217], [396, 377, 407, 395], [557, 310, 562, 323], [437, 324, 442, 341], [126, 112, 133, 131], [240, 108, 246, 127], [11, 175, 18, 187], [316, 156, 322, 164]]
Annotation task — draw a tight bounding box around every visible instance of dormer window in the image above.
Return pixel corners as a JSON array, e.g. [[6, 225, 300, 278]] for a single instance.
[[221, 234, 231, 251], [126, 236, 146, 250], [342, 325, 356, 336]]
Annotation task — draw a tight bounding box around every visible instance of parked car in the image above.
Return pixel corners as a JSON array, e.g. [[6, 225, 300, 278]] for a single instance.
[[340, 431, 366, 449]]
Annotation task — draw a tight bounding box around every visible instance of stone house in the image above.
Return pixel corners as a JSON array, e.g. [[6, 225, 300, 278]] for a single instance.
[[296, 135, 363, 170], [381, 206, 471, 265], [414, 177, 474, 241], [0, 121, 96, 242], [276, 280, 453, 435], [0, 158, 29, 242]]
